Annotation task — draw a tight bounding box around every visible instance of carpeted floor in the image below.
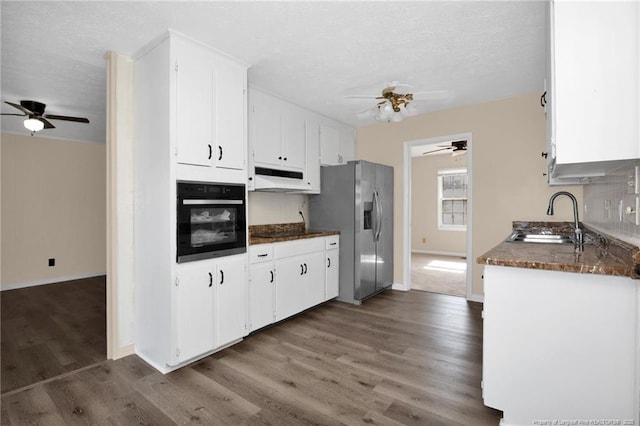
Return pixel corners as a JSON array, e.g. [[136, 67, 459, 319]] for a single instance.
[[411, 253, 467, 297]]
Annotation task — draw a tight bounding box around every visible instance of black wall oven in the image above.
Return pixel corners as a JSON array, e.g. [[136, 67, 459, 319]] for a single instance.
[[177, 182, 246, 263]]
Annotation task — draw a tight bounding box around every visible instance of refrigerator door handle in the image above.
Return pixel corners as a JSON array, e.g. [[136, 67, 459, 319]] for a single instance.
[[373, 190, 383, 242]]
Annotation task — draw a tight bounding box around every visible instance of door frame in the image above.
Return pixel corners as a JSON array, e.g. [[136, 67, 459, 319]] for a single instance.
[[402, 132, 473, 299]]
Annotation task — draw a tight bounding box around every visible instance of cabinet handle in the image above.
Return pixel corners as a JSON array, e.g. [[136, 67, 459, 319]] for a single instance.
[[540, 91, 547, 108], [303, 263, 308, 274], [257, 253, 268, 258], [329, 242, 337, 246], [218, 145, 223, 161], [278, 156, 283, 160], [270, 270, 274, 283], [327, 258, 331, 268], [208, 272, 213, 287], [219, 270, 224, 285], [283, 157, 287, 161], [208, 144, 212, 160], [300, 264, 304, 275]]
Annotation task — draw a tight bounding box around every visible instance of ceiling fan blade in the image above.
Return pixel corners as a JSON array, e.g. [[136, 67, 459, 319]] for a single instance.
[[5, 101, 31, 115], [422, 147, 452, 155], [40, 117, 56, 129], [411, 90, 451, 101], [44, 114, 90, 123], [0, 113, 27, 116]]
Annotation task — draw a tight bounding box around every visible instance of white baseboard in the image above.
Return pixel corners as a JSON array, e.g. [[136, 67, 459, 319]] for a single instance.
[[110, 344, 135, 360], [467, 293, 484, 303], [1, 271, 106, 291], [392, 282, 409, 291], [411, 249, 467, 258]]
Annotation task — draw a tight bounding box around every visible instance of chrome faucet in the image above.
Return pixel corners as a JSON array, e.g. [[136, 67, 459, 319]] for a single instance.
[[546, 191, 583, 248]]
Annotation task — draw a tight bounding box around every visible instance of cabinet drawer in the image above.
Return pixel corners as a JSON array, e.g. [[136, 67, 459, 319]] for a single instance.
[[326, 235, 339, 249], [275, 237, 325, 259], [249, 245, 274, 264]]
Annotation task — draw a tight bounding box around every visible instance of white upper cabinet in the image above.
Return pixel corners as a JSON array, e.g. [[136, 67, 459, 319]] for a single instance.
[[175, 37, 215, 168], [248, 87, 354, 192], [304, 119, 321, 193], [320, 124, 355, 166], [136, 31, 248, 185], [250, 89, 305, 171], [547, 0, 639, 179], [320, 124, 340, 166]]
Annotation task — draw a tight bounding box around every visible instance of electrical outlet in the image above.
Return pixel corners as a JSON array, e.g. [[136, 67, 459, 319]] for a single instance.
[[48, 258, 55, 267]]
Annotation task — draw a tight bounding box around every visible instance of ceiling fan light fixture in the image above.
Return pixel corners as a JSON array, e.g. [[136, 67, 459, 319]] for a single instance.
[[24, 117, 44, 132]]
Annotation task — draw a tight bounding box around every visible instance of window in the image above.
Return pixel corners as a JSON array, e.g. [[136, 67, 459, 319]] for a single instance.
[[437, 168, 467, 231]]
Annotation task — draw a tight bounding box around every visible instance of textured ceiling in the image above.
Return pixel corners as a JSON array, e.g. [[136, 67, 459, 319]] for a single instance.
[[1, 1, 546, 144]]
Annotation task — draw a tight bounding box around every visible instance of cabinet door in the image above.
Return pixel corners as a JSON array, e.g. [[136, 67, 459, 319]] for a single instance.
[[303, 251, 326, 309], [552, 1, 639, 165], [304, 119, 321, 193], [215, 60, 246, 171], [281, 109, 306, 170], [176, 262, 215, 362], [248, 262, 275, 332], [320, 124, 340, 166], [275, 256, 306, 321], [215, 256, 247, 347], [175, 39, 215, 168], [251, 97, 282, 168], [326, 248, 339, 300]]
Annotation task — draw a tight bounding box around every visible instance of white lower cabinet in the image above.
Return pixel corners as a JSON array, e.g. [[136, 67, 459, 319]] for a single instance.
[[325, 236, 340, 300], [174, 254, 247, 368], [483, 265, 639, 425], [214, 256, 247, 347], [248, 246, 275, 333], [175, 261, 216, 362], [248, 236, 339, 331]]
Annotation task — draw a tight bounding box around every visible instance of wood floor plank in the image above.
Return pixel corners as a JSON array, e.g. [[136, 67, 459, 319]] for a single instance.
[[1, 290, 502, 425], [193, 357, 342, 425], [1, 385, 68, 426], [1, 276, 107, 394]]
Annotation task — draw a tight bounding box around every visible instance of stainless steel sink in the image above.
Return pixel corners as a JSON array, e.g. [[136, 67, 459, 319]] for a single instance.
[[506, 231, 576, 244]]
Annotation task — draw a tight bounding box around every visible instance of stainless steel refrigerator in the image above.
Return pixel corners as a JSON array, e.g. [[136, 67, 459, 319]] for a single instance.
[[309, 160, 393, 305]]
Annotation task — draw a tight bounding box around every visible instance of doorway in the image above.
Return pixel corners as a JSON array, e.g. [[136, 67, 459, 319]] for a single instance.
[[403, 133, 472, 298]]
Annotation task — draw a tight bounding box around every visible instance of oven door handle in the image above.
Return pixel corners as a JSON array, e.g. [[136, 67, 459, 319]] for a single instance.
[[182, 199, 243, 205]]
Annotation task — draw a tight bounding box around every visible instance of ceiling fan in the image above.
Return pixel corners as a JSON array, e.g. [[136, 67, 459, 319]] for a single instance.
[[346, 81, 450, 123], [423, 140, 467, 156], [1, 100, 90, 135]]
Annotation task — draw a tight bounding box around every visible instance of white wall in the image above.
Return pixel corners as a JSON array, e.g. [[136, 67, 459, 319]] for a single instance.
[[411, 152, 467, 254], [357, 93, 583, 298], [1, 133, 106, 289], [248, 191, 308, 226]]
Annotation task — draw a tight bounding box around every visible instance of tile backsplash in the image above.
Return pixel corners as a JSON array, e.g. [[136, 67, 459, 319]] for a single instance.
[[583, 161, 640, 247]]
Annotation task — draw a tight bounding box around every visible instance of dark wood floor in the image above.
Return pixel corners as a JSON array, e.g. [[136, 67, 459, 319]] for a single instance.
[[1, 289, 501, 425], [1, 276, 107, 394]]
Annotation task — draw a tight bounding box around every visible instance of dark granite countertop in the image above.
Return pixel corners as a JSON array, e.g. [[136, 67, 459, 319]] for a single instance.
[[477, 221, 640, 279], [249, 222, 339, 245]]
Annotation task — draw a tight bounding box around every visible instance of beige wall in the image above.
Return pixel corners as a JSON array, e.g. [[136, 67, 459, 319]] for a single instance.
[[1, 133, 106, 289], [357, 92, 583, 298], [411, 153, 467, 254], [248, 191, 309, 226]]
